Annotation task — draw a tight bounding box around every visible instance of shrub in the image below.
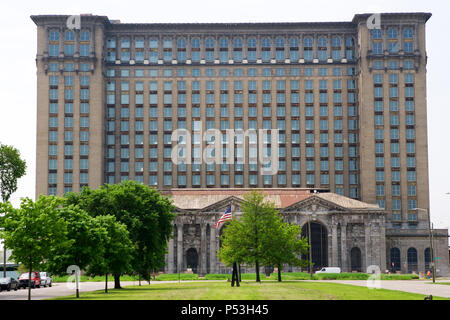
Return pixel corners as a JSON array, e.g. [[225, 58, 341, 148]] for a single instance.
[[155, 273, 198, 281]]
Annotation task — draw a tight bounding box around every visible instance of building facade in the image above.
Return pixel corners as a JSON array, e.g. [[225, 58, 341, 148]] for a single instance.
[[31, 13, 449, 275]]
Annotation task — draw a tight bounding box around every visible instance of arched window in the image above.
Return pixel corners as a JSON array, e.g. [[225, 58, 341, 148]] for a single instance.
[[247, 37, 257, 62], [346, 36, 355, 60], [318, 37, 327, 48], [205, 38, 215, 62], [390, 247, 401, 272], [318, 37, 327, 61], [261, 38, 271, 62], [332, 36, 341, 48], [219, 37, 228, 49], [332, 36, 341, 60], [371, 29, 382, 39], [403, 29, 414, 53], [275, 37, 284, 61], [163, 38, 173, 62], [275, 37, 284, 48], [407, 247, 418, 273], [177, 38, 186, 62], [219, 37, 229, 63], [289, 37, 298, 48], [177, 38, 186, 48], [80, 30, 90, 41], [303, 37, 313, 61], [191, 38, 200, 48], [233, 38, 243, 62], [233, 38, 242, 48], [350, 247, 362, 272], [49, 30, 59, 41], [388, 28, 398, 39], [65, 30, 75, 41], [289, 37, 299, 61], [205, 38, 215, 49], [261, 37, 271, 48], [424, 248, 431, 271], [247, 37, 256, 48]]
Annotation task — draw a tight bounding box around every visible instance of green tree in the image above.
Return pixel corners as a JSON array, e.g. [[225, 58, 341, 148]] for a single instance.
[[0, 144, 27, 203], [0, 196, 71, 300], [262, 218, 309, 282], [66, 181, 175, 288], [0, 144, 27, 276], [44, 203, 108, 278], [219, 191, 279, 282], [87, 215, 133, 293]]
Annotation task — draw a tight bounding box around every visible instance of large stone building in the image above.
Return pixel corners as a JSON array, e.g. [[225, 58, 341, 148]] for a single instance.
[[31, 12, 449, 275]]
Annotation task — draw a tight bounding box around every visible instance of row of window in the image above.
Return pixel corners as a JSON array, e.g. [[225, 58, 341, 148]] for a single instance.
[[105, 66, 356, 78], [371, 28, 415, 54]]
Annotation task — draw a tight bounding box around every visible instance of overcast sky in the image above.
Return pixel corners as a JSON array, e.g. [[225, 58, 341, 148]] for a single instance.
[[0, 0, 449, 232]]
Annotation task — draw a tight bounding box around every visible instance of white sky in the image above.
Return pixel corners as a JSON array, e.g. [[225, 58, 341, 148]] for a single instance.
[[0, 0, 449, 232]]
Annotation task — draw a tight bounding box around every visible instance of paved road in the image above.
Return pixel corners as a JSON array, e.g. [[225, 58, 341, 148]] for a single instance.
[[0, 281, 140, 300], [317, 280, 450, 298]]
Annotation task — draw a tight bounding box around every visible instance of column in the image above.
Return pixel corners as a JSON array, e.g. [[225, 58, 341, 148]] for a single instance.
[[200, 224, 207, 275], [210, 224, 217, 273], [364, 222, 371, 272], [331, 223, 338, 267], [168, 237, 175, 273], [341, 222, 348, 272], [177, 223, 183, 273]]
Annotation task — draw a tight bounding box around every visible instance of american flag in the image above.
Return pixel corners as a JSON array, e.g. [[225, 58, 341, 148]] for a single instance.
[[214, 206, 232, 229]]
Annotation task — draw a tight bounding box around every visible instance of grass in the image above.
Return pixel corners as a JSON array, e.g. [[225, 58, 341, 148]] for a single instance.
[[53, 272, 420, 283], [427, 282, 450, 286], [50, 281, 450, 300]]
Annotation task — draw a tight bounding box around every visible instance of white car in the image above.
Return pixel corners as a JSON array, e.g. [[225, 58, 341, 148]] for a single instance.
[[39, 272, 52, 287], [315, 267, 341, 274]]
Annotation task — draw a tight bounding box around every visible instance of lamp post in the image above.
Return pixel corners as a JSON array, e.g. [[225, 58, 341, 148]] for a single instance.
[[414, 208, 435, 283]]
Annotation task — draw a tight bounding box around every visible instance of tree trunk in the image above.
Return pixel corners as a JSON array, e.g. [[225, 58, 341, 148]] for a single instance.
[[28, 258, 32, 301], [105, 274, 108, 293], [255, 260, 260, 282], [277, 264, 282, 282], [114, 273, 121, 289], [138, 274, 141, 286]]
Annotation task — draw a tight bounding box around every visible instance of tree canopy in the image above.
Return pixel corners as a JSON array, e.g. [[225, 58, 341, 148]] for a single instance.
[[219, 191, 309, 282], [0, 143, 27, 203], [0, 196, 72, 300], [65, 181, 175, 288]]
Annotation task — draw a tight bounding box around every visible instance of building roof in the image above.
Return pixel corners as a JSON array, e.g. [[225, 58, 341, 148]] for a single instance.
[[30, 12, 432, 28], [163, 188, 380, 211]]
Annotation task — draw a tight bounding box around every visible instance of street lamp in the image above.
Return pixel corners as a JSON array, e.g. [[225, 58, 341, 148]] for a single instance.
[[413, 208, 436, 283]]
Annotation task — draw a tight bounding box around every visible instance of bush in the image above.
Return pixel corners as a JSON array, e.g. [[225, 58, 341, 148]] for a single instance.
[[155, 273, 198, 281], [204, 274, 231, 280], [380, 274, 419, 280], [269, 272, 313, 280]]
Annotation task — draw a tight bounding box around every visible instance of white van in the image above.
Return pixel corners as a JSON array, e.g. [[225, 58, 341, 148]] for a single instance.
[[315, 267, 341, 274]]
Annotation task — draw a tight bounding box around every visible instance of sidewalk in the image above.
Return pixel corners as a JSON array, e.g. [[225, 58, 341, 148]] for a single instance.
[[316, 280, 450, 298]]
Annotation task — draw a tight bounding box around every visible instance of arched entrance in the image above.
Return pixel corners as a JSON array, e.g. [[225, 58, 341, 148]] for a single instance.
[[301, 222, 328, 271], [350, 247, 362, 272], [186, 248, 199, 274], [424, 248, 431, 272], [407, 248, 418, 273], [390, 248, 401, 272]]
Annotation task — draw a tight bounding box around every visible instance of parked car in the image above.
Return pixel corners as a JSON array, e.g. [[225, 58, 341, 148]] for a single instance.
[[18, 272, 41, 289], [0, 277, 19, 291], [315, 267, 341, 274], [39, 272, 52, 287]]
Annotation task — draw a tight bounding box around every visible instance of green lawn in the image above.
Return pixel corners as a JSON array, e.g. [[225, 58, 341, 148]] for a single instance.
[[50, 281, 450, 300], [428, 282, 450, 286]]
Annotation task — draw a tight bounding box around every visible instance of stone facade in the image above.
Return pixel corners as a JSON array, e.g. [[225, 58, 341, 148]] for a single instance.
[[164, 189, 390, 275]]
